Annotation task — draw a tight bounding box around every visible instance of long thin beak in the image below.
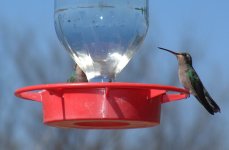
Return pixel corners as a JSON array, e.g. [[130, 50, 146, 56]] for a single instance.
[[158, 47, 179, 55]]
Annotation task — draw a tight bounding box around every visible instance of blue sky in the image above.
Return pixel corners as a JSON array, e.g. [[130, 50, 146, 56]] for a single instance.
[[0, 0, 228, 149], [1, 0, 229, 63]]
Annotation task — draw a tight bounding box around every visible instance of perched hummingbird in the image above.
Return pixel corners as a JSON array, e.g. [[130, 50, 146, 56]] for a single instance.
[[67, 64, 88, 82], [158, 47, 220, 115]]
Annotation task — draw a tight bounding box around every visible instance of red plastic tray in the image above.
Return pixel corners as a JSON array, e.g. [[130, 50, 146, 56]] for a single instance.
[[15, 83, 189, 129]]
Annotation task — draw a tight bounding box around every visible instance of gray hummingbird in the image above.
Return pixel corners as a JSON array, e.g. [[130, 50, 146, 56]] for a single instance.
[[67, 64, 88, 82], [158, 47, 220, 115]]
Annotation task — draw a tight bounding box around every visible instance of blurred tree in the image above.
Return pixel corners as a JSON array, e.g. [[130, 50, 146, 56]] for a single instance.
[[0, 20, 226, 150]]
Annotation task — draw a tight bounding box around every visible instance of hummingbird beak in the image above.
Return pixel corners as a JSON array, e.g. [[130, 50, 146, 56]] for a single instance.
[[158, 47, 179, 56]]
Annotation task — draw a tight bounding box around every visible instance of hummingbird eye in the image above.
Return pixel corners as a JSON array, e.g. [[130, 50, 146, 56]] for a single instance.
[[185, 53, 192, 63]]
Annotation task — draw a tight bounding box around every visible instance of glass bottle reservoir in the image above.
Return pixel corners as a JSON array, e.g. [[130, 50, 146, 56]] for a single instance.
[[54, 0, 149, 82]]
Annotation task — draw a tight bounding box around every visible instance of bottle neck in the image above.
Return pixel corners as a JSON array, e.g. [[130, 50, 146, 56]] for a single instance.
[[88, 75, 114, 82]]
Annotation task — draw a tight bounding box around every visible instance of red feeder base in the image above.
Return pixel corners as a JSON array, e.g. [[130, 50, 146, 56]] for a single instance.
[[15, 83, 189, 129]]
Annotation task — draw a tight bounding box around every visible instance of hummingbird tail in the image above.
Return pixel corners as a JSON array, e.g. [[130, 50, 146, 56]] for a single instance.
[[204, 91, 221, 114], [195, 89, 220, 115]]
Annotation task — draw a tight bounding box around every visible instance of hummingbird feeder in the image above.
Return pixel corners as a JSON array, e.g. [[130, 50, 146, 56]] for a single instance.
[[15, 0, 189, 129]]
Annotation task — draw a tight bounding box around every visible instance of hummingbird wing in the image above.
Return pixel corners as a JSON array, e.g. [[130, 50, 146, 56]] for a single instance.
[[187, 69, 206, 103], [187, 67, 220, 115], [67, 73, 77, 82]]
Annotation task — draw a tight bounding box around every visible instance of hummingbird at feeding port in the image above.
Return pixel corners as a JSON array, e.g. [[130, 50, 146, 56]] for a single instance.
[[67, 64, 88, 82], [158, 47, 220, 115]]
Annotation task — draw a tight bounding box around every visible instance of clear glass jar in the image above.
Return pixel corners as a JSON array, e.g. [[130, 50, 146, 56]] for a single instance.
[[54, 0, 149, 82]]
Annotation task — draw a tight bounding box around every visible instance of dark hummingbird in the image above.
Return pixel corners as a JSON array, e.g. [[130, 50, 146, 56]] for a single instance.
[[158, 47, 220, 115], [67, 64, 88, 82]]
